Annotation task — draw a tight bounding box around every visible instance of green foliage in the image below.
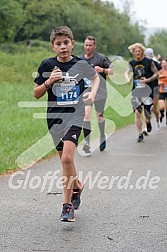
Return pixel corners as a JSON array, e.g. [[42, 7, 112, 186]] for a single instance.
[[0, 81, 49, 174], [148, 29, 167, 59], [0, 0, 25, 42], [0, 0, 147, 57]]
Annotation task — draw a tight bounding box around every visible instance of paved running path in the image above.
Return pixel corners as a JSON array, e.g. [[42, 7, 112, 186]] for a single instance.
[[1, 119, 167, 252]]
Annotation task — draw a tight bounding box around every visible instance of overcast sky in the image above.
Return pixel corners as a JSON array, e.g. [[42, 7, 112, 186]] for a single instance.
[[103, 0, 167, 28]]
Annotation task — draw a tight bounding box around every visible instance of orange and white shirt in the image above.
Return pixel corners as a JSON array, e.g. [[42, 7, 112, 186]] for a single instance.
[[158, 69, 167, 93]]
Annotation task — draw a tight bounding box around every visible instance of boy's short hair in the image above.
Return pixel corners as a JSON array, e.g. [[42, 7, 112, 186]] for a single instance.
[[50, 26, 73, 44], [85, 36, 96, 44]]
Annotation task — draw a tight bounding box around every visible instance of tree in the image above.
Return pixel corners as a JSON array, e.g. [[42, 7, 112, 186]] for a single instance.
[[0, 0, 25, 43], [0, 0, 146, 58], [148, 30, 167, 59]]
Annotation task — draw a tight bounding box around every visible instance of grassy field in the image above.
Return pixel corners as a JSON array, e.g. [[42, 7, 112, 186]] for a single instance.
[[0, 45, 134, 174]]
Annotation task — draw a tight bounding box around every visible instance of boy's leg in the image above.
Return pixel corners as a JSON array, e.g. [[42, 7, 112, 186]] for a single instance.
[[61, 125, 83, 203], [55, 125, 84, 220], [50, 128, 78, 192], [58, 149, 79, 190], [59, 142, 81, 221], [61, 141, 84, 210], [60, 141, 77, 204]]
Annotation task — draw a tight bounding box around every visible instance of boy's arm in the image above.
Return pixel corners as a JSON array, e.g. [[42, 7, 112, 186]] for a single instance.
[[34, 68, 62, 99], [34, 83, 48, 99], [83, 73, 99, 104]]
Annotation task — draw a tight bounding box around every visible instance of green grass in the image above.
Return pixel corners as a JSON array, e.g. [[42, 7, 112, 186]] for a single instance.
[[0, 46, 134, 174], [0, 82, 49, 173]]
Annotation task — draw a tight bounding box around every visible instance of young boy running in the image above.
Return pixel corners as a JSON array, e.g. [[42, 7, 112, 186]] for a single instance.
[[34, 26, 99, 222]]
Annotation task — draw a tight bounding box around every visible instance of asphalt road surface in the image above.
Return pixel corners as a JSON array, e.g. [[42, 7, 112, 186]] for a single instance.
[[1, 119, 167, 252]]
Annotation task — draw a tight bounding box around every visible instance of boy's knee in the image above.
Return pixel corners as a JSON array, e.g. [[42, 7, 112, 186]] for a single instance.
[[61, 154, 73, 165]]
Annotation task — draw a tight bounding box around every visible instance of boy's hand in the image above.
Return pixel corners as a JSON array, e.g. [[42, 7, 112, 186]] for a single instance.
[[83, 91, 96, 105], [48, 67, 63, 85]]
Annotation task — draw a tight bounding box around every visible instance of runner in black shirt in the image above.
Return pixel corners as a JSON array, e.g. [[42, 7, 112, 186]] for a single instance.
[[125, 43, 158, 142]]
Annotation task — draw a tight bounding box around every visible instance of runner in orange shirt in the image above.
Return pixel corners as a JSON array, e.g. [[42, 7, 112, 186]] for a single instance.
[[158, 59, 167, 125]]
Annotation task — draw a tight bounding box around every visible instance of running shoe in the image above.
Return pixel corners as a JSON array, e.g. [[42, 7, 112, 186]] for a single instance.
[[60, 203, 75, 222], [99, 133, 107, 151], [83, 142, 91, 154], [71, 181, 84, 210], [146, 121, 152, 132], [142, 129, 149, 136], [137, 133, 144, 142]]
